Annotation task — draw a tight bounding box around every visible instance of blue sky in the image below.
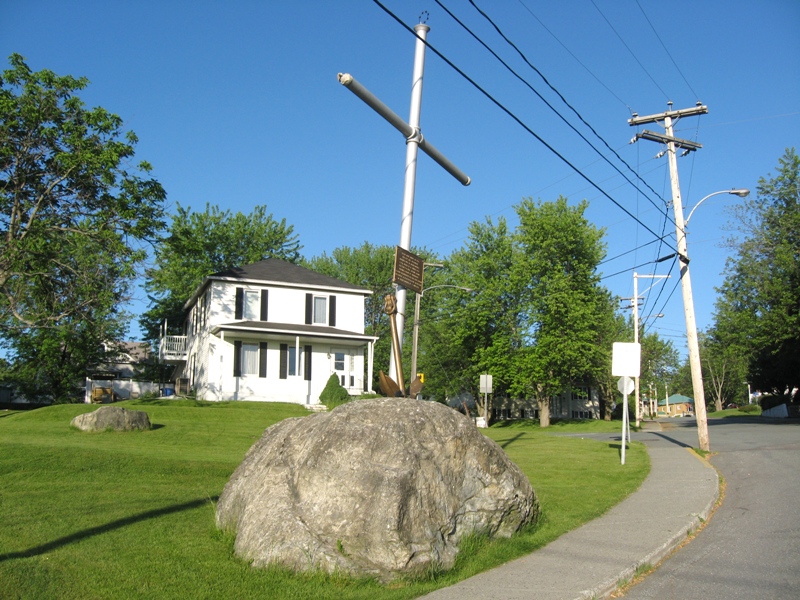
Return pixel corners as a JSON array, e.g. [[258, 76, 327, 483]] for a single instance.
[[2, 0, 798, 355]]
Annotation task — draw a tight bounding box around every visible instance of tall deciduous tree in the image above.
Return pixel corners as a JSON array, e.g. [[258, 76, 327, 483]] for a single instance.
[[0, 54, 166, 402], [0, 54, 166, 330], [512, 197, 611, 426], [713, 148, 800, 402], [699, 331, 748, 410], [422, 217, 524, 405], [639, 329, 680, 414], [141, 203, 300, 340]]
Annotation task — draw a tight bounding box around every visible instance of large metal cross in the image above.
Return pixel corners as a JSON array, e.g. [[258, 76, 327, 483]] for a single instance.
[[338, 22, 470, 384]]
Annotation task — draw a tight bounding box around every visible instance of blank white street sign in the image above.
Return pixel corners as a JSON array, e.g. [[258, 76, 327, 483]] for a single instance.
[[612, 342, 641, 377]]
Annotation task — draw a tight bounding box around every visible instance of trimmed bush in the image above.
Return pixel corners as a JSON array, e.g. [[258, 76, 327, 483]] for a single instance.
[[319, 374, 351, 409]]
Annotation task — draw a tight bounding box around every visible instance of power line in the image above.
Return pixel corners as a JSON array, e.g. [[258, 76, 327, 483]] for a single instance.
[[589, 0, 670, 100], [635, 0, 700, 100], [599, 238, 659, 266], [370, 0, 676, 252], [639, 181, 673, 320], [600, 255, 674, 281], [454, 0, 673, 223], [643, 272, 682, 336], [515, 0, 632, 111]]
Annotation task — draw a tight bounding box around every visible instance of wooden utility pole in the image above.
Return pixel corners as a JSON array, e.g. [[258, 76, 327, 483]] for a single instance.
[[629, 102, 710, 451]]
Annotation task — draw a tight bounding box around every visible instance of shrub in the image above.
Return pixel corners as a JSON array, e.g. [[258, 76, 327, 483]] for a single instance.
[[739, 403, 760, 413], [319, 374, 351, 409]]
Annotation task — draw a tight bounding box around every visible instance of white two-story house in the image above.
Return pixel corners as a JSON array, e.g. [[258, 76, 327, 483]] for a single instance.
[[159, 259, 378, 406]]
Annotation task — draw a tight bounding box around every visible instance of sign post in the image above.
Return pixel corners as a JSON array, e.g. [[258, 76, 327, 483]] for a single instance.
[[479, 374, 493, 428], [612, 342, 641, 465]]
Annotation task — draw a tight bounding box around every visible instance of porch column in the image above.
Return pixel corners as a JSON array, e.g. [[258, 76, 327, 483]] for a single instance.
[[367, 340, 374, 393]]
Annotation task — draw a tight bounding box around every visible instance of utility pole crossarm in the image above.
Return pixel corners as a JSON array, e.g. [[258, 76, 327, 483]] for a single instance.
[[628, 104, 708, 126], [338, 73, 471, 186], [634, 130, 702, 152]]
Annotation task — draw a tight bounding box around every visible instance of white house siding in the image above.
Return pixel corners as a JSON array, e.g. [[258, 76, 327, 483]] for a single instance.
[[197, 335, 367, 405]]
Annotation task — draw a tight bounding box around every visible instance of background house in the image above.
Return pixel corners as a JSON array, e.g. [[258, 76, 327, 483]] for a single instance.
[[159, 259, 377, 406], [84, 342, 161, 403], [658, 394, 694, 417], [453, 385, 600, 421]]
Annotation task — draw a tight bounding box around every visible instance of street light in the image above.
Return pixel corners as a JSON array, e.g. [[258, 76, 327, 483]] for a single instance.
[[685, 189, 750, 227], [676, 187, 750, 451], [410, 284, 473, 389]]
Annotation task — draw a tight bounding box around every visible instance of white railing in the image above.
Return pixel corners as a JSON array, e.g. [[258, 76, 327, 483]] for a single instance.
[[159, 335, 187, 361]]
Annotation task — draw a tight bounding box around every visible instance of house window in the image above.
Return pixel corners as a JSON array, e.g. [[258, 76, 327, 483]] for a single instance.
[[305, 293, 336, 326], [572, 386, 589, 402], [244, 290, 260, 320], [280, 343, 312, 380], [288, 346, 299, 377], [241, 343, 259, 375], [334, 351, 345, 371], [313, 297, 327, 324]]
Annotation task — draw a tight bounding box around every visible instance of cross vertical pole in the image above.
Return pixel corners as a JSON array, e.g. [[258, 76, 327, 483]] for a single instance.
[[390, 23, 429, 384]]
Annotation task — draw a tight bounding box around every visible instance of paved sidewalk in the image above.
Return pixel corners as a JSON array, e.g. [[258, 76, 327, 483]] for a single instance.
[[420, 422, 719, 600]]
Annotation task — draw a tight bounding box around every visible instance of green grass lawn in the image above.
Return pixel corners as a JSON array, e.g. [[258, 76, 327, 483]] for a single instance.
[[707, 405, 762, 418], [0, 401, 648, 599]]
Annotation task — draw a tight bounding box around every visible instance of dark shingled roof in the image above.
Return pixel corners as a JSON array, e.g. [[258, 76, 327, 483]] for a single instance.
[[210, 258, 371, 294]]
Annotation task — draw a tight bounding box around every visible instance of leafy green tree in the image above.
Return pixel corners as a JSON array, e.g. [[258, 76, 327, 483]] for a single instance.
[[592, 310, 630, 420], [699, 330, 749, 410], [0, 54, 166, 401], [639, 329, 680, 415], [420, 217, 522, 406], [512, 197, 611, 427], [141, 203, 300, 340], [713, 149, 800, 402], [0, 54, 165, 330]]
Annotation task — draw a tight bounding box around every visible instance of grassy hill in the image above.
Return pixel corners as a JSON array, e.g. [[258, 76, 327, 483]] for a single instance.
[[0, 400, 648, 599]]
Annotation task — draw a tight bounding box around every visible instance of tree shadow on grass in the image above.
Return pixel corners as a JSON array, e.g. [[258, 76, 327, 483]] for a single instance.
[[0, 496, 219, 562], [497, 432, 526, 450]]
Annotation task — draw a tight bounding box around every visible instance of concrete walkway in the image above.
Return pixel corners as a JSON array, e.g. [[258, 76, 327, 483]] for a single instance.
[[420, 422, 719, 600]]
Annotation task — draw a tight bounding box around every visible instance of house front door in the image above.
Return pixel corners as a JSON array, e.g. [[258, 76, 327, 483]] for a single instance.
[[332, 348, 355, 389]]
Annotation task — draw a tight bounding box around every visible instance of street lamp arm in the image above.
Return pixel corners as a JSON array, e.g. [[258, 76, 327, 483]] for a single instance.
[[685, 188, 750, 227], [420, 284, 473, 297]]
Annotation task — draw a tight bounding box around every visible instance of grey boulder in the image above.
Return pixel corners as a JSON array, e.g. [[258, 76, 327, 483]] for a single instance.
[[216, 397, 538, 581], [70, 405, 151, 432]]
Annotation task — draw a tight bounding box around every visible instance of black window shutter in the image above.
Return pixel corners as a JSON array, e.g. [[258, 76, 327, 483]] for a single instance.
[[279, 343, 288, 379], [260, 289, 269, 321], [235, 287, 244, 319], [259, 342, 268, 378], [305, 293, 312, 324], [304, 345, 312, 381], [328, 295, 336, 327], [233, 340, 242, 377]]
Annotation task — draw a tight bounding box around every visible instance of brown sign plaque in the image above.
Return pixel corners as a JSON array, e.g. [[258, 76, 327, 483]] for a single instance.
[[392, 246, 424, 293]]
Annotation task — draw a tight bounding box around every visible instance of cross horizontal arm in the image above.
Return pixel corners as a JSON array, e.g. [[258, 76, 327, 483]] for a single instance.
[[338, 73, 471, 186]]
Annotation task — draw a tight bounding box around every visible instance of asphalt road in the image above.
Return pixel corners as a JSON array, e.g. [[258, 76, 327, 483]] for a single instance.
[[622, 417, 800, 599]]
